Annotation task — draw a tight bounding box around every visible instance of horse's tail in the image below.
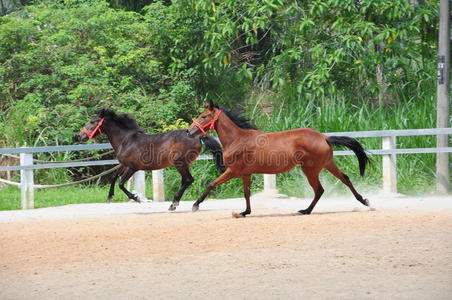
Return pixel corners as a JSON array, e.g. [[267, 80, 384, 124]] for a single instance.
[[327, 136, 369, 176], [200, 136, 226, 173]]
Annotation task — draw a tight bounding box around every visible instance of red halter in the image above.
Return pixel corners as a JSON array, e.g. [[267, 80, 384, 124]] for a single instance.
[[193, 110, 222, 135], [82, 118, 105, 140]]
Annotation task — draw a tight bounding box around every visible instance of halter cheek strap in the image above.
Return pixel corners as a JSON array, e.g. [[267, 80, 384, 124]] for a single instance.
[[193, 110, 222, 136], [82, 118, 105, 140]]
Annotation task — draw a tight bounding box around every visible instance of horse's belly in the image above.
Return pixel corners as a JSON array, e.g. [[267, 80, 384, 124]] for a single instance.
[[239, 159, 298, 174], [118, 153, 170, 170], [224, 147, 301, 174]]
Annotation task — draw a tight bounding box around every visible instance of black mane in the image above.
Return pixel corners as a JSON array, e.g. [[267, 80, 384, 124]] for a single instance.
[[98, 108, 143, 132], [221, 107, 257, 130]]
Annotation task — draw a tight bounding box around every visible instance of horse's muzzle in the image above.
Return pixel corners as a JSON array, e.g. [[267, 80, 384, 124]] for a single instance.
[[186, 128, 197, 138], [77, 131, 89, 142]]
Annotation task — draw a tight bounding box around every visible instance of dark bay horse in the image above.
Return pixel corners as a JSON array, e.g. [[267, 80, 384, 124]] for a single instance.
[[187, 101, 369, 217], [79, 108, 225, 211]]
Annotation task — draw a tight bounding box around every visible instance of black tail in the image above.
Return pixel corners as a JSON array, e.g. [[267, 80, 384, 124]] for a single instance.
[[327, 136, 369, 176], [200, 136, 226, 173]]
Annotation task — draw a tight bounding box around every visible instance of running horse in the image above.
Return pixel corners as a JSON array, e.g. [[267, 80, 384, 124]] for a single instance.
[[79, 108, 225, 210], [187, 101, 370, 217]]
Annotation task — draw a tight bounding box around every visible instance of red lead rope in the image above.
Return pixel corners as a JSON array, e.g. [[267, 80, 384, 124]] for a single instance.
[[193, 110, 222, 136], [83, 118, 105, 140]]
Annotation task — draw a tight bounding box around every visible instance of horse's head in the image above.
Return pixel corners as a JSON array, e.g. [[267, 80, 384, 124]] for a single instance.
[[78, 109, 107, 142], [187, 101, 222, 137]]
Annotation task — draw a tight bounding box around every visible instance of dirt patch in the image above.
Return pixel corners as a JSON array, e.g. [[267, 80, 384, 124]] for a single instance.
[[1, 197, 452, 299]]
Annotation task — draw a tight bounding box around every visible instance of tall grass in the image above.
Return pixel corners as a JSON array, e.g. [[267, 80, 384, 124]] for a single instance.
[[249, 92, 438, 196], [0, 94, 445, 210], [130, 93, 441, 202]]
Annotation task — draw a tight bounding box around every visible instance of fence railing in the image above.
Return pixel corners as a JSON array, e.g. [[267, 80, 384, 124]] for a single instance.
[[1, 128, 451, 209]]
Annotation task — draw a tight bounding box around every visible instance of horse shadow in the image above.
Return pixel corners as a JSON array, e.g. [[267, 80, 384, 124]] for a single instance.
[[133, 208, 372, 218]]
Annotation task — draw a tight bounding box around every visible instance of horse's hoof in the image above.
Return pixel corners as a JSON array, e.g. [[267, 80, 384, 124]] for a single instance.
[[168, 204, 177, 211], [298, 209, 311, 215], [232, 211, 246, 218], [107, 197, 113, 203], [192, 205, 199, 212], [363, 198, 370, 206], [130, 193, 141, 203]]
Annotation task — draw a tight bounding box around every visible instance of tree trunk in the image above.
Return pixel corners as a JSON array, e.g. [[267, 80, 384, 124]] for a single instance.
[[0, 0, 26, 16]]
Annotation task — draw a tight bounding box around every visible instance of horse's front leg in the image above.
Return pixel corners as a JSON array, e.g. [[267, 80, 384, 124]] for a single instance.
[[192, 169, 236, 212]]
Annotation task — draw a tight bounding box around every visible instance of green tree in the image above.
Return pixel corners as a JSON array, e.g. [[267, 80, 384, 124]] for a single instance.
[[0, 0, 27, 16], [194, 0, 438, 103], [0, 0, 200, 146], [0, 0, 439, 147]]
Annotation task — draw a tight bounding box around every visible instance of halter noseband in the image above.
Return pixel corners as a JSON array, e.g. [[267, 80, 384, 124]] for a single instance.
[[82, 118, 105, 140], [193, 110, 222, 135]]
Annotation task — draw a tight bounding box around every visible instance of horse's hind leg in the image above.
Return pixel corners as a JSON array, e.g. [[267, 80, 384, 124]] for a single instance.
[[118, 167, 140, 202], [325, 161, 369, 206], [299, 166, 324, 215], [168, 164, 194, 211], [107, 167, 122, 203], [233, 175, 252, 218]]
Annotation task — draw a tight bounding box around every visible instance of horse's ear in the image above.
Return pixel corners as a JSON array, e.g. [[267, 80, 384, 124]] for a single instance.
[[206, 100, 215, 110], [203, 101, 216, 111], [97, 108, 107, 118]]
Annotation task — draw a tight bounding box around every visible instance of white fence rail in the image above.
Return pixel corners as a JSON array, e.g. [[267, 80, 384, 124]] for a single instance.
[[1, 128, 451, 209]]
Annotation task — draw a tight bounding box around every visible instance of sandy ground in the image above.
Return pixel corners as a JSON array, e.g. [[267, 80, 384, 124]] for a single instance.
[[1, 193, 452, 300]]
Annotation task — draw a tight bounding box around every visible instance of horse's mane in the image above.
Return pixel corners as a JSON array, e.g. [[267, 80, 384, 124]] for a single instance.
[[220, 106, 258, 130], [98, 108, 143, 132]]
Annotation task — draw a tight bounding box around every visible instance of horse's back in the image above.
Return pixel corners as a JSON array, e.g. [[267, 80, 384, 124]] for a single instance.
[[268, 127, 325, 138], [117, 129, 201, 170], [165, 129, 201, 149], [140, 129, 200, 148], [265, 127, 332, 166], [265, 127, 328, 148]]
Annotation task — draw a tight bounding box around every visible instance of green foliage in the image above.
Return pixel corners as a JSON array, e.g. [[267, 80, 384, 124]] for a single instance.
[[0, 0, 439, 146], [250, 92, 437, 196], [195, 0, 438, 102], [0, 94, 439, 210], [0, 0, 203, 146], [0, 0, 443, 209]]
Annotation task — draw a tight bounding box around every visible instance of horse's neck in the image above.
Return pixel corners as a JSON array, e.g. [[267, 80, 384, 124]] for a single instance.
[[102, 121, 133, 151], [215, 113, 246, 149]]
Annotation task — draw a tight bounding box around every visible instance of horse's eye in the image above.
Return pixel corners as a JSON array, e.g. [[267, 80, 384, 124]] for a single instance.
[[201, 116, 207, 119]]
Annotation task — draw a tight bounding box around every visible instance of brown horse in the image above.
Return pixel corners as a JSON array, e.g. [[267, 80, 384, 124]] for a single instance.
[[79, 108, 225, 210], [187, 101, 369, 217]]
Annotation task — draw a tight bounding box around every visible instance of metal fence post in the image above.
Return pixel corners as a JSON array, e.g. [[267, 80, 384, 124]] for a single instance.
[[436, 0, 450, 193], [20, 152, 34, 209], [436, 133, 450, 193], [264, 174, 277, 194], [133, 171, 146, 200], [382, 136, 397, 193], [152, 169, 164, 202]]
